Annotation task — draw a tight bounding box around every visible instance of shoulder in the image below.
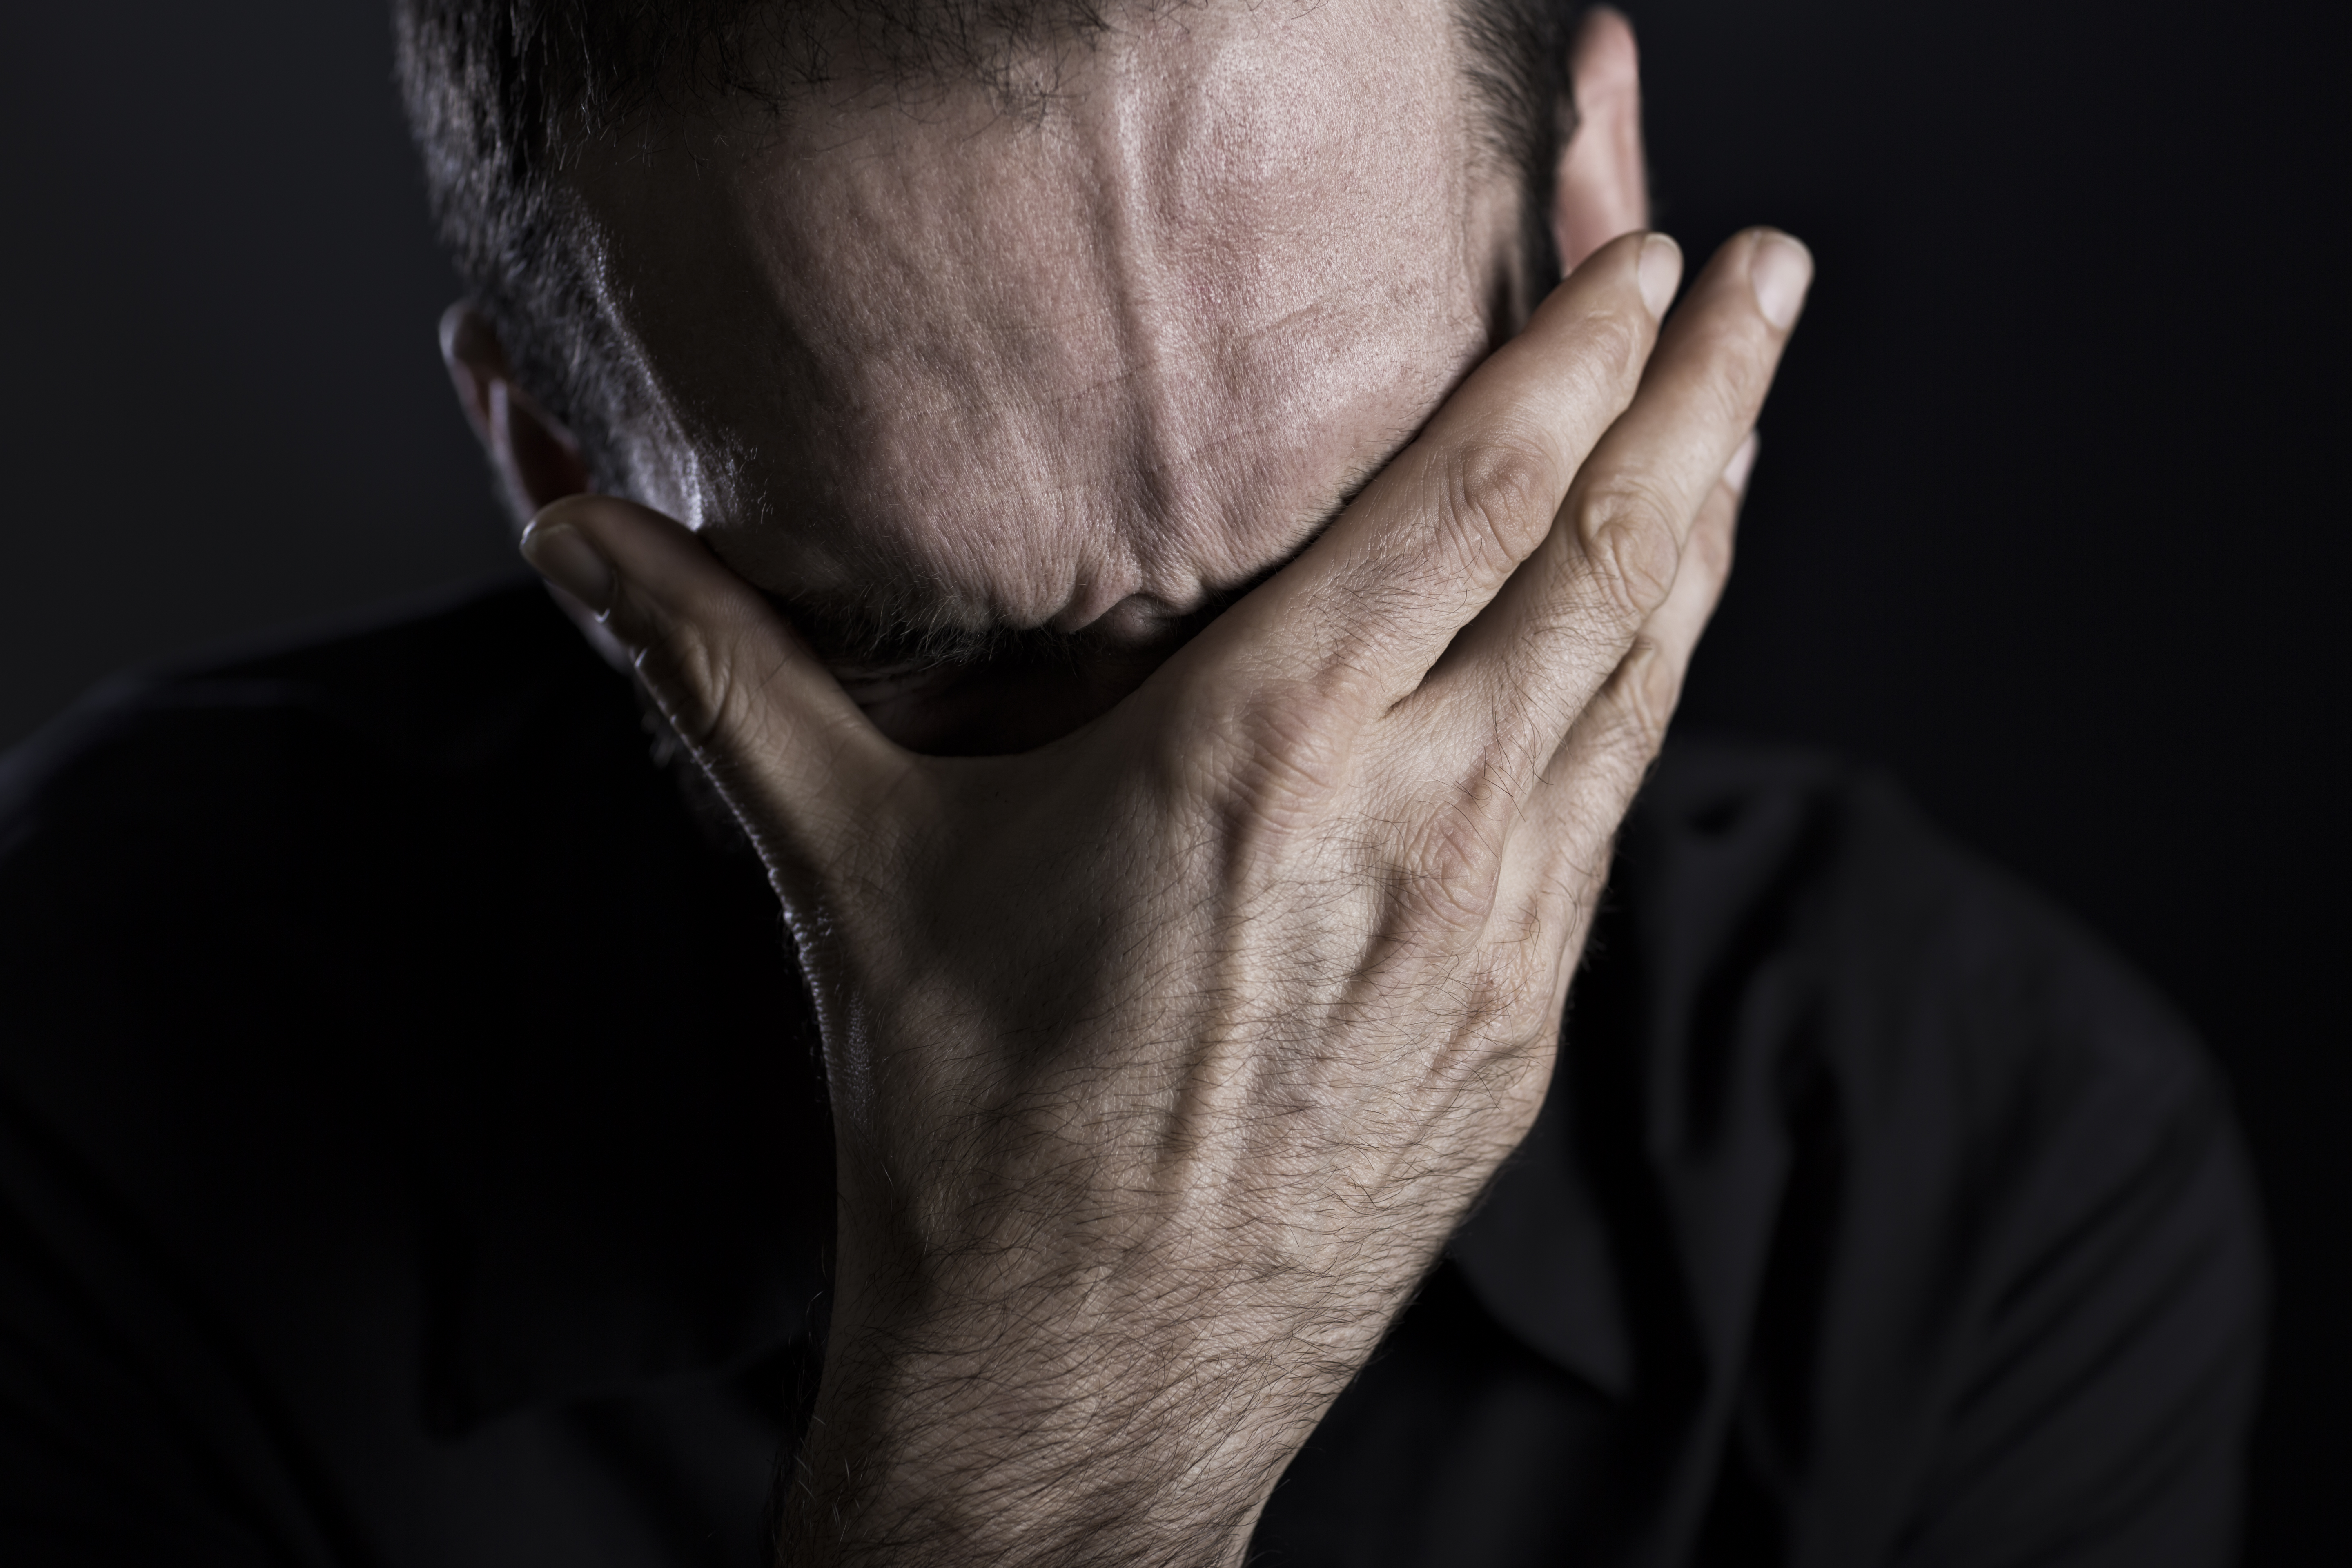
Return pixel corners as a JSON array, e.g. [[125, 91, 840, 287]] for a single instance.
[[1624, 735, 2219, 1114], [0, 581, 822, 1560], [1606, 737, 2267, 1562], [1321, 739, 2263, 1561], [0, 577, 641, 933], [0, 577, 713, 1056], [0, 575, 615, 849]]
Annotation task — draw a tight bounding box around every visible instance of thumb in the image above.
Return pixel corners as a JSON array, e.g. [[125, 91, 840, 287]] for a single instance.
[[519, 494, 906, 882]]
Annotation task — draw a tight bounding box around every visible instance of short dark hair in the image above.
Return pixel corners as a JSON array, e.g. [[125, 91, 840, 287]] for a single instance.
[[392, 0, 1575, 487]]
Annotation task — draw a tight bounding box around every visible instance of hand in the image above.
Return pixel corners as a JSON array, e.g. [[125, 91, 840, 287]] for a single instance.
[[520, 226, 1809, 1566]]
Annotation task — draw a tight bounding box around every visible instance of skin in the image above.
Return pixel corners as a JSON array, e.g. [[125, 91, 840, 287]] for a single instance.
[[449, 7, 1809, 1562]]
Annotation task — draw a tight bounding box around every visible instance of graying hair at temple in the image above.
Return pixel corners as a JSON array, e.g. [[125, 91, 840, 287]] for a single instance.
[[391, 0, 1576, 491]]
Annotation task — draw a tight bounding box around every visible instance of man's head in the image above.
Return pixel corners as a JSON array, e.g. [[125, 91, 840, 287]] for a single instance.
[[398, 0, 1649, 751]]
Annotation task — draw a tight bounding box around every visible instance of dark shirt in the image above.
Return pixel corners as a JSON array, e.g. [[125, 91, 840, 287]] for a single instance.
[[0, 581, 2264, 1566]]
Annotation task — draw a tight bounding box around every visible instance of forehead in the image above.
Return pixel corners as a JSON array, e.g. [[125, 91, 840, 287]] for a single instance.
[[572, 0, 1524, 629]]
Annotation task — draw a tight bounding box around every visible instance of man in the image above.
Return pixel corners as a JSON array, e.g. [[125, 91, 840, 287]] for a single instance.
[[0, 1, 2263, 1564]]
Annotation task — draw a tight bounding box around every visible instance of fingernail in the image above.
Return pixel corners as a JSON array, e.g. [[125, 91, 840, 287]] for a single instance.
[[1722, 430, 1760, 498], [1638, 233, 1683, 318], [520, 520, 615, 615], [1750, 232, 1813, 330]]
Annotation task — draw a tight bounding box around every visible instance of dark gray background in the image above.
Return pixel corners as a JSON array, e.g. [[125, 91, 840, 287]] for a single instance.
[[1, 1, 2341, 1558]]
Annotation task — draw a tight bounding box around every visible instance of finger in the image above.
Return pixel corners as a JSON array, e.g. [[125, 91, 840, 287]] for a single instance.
[[519, 494, 909, 880], [1493, 441, 1750, 959], [1205, 230, 1683, 710], [1437, 228, 1809, 780]]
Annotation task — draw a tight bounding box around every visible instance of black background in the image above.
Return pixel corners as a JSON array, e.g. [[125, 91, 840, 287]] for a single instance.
[[0, 0, 2341, 1559]]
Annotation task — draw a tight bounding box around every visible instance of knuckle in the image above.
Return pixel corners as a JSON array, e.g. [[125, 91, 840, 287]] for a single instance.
[[633, 600, 775, 772], [1425, 953, 1559, 1098], [1437, 425, 1563, 575], [1574, 480, 1683, 622], [1395, 792, 1506, 935], [1697, 329, 1775, 433], [1603, 636, 1682, 757], [1539, 303, 1650, 425], [1470, 955, 1558, 1047], [1581, 306, 1649, 399], [1188, 677, 1358, 840]]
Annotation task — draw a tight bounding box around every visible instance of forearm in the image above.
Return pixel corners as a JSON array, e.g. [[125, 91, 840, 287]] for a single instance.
[[529, 225, 1810, 1568], [774, 1323, 1323, 1567]]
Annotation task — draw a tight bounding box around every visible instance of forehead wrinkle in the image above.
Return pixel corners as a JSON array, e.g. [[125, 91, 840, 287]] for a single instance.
[[1054, 13, 1490, 600], [572, 0, 1523, 637]]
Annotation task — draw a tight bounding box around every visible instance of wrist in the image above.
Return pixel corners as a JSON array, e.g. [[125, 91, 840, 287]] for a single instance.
[[776, 1310, 1312, 1568]]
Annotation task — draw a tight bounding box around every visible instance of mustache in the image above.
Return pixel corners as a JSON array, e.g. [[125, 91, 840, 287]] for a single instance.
[[758, 587, 1052, 679]]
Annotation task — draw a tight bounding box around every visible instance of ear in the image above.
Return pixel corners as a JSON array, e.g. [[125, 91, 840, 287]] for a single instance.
[[1552, 7, 1650, 274], [439, 303, 590, 525]]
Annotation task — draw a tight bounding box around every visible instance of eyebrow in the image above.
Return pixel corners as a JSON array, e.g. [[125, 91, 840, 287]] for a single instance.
[[760, 460, 1385, 675]]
